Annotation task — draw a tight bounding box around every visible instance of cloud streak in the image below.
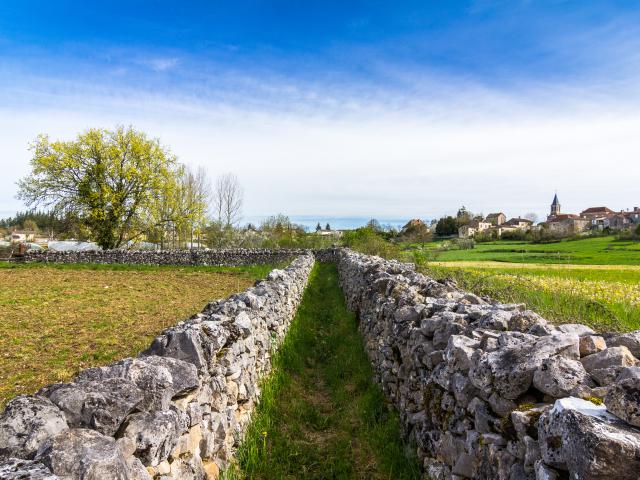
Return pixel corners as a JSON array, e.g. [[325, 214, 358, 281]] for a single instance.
[[2, 23, 640, 223]]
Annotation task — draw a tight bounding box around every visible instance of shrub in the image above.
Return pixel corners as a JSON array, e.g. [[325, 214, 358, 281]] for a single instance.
[[341, 227, 400, 259]]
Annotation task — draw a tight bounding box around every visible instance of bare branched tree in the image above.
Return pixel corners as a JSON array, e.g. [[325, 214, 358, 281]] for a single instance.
[[213, 173, 243, 229]]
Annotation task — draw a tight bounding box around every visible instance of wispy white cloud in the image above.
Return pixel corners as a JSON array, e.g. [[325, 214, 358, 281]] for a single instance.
[[2, 27, 640, 222], [140, 56, 180, 72]]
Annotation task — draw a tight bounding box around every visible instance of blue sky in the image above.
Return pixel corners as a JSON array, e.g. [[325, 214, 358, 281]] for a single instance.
[[1, 1, 640, 223]]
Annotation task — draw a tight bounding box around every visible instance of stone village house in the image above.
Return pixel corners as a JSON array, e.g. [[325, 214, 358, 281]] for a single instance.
[[458, 215, 532, 239], [457, 195, 638, 239], [545, 196, 639, 235]]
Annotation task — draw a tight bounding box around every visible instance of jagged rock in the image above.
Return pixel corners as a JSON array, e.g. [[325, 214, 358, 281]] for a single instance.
[[618, 366, 640, 381], [452, 452, 475, 478], [41, 378, 143, 436], [538, 397, 640, 479], [432, 317, 467, 349], [590, 367, 623, 387], [523, 435, 540, 472], [508, 311, 547, 334], [36, 428, 131, 479], [497, 331, 536, 348], [477, 310, 513, 331], [0, 396, 68, 460], [581, 346, 638, 374], [534, 460, 560, 480], [233, 311, 253, 338], [144, 324, 210, 370], [605, 377, 640, 427], [470, 399, 500, 433], [533, 356, 592, 398], [607, 331, 640, 358], [121, 409, 186, 466], [76, 355, 199, 411], [469, 334, 579, 400], [579, 335, 607, 357], [394, 305, 422, 324], [557, 324, 595, 336], [511, 405, 551, 440], [0, 458, 58, 479], [445, 335, 480, 372]]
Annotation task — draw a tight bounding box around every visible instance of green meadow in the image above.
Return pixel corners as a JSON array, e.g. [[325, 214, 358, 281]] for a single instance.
[[414, 236, 640, 265]]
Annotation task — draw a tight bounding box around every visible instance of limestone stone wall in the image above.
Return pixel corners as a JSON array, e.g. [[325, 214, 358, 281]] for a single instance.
[[0, 254, 315, 479], [336, 249, 640, 480], [23, 248, 309, 266]]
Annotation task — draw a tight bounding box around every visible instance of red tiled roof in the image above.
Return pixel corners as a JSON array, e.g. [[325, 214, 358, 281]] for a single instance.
[[581, 207, 614, 215]]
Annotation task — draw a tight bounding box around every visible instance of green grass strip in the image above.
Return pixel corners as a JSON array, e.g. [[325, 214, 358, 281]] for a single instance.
[[224, 262, 420, 480]]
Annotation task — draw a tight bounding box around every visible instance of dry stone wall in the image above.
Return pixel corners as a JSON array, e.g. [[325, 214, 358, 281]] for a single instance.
[[336, 249, 640, 480], [23, 248, 309, 266], [0, 254, 314, 479]]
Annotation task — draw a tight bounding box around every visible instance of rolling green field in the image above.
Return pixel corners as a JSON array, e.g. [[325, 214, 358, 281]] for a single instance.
[[416, 236, 640, 265]]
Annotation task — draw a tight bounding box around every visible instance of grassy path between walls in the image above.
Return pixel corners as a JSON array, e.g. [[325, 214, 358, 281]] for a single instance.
[[224, 263, 420, 480]]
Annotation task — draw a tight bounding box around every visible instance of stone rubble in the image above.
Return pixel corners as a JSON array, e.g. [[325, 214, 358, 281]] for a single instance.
[[335, 248, 640, 479], [0, 254, 315, 479]]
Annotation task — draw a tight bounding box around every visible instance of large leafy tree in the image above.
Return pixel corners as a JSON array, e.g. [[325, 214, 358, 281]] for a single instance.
[[18, 126, 179, 249], [435, 216, 458, 236]]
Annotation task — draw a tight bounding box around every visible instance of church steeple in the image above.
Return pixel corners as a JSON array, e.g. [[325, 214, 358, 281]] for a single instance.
[[550, 193, 561, 217]]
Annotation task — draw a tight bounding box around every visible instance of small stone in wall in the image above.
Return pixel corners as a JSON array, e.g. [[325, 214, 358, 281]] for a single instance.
[[0, 396, 69, 460], [579, 335, 607, 357], [121, 409, 186, 466], [35, 428, 132, 479], [582, 346, 639, 370], [0, 458, 58, 479], [538, 397, 640, 479], [41, 378, 144, 437], [557, 324, 596, 336], [533, 356, 592, 398], [605, 377, 640, 427], [608, 331, 640, 358]]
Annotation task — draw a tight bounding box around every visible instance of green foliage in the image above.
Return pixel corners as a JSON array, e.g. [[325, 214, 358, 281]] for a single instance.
[[18, 126, 181, 250], [0, 210, 79, 237], [366, 218, 383, 232], [456, 206, 472, 227], [500, 229, 530, 241], [342, 226, 401, 258], [400, 221, 432, 244], [435, 216, 457, 236], [225, 263, 420, 479]]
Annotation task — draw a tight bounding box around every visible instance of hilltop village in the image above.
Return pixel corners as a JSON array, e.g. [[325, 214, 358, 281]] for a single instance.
[[456, 194, 640, 239]]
